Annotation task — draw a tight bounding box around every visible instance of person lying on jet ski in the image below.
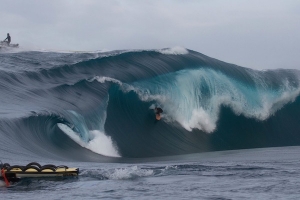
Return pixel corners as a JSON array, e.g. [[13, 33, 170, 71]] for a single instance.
[[3, 33, 11, 45]]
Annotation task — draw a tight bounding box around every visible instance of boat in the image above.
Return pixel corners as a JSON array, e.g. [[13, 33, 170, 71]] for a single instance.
[[0, 162, 79, 186]]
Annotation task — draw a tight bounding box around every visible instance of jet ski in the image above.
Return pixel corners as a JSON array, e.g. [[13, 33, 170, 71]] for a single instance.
[[0, 162, 79, 186], [0, 41, 19, 49]]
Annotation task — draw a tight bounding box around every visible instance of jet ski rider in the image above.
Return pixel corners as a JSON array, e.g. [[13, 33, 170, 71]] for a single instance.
[[3, 33, 11, 45]]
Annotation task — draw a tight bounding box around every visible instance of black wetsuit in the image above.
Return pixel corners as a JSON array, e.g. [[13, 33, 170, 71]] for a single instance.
[[155, 107, 163, 114], [4, 35, 11, 44]]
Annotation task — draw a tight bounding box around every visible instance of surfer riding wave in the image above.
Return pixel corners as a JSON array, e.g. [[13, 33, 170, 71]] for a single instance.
[[154, 107, 163, 121]]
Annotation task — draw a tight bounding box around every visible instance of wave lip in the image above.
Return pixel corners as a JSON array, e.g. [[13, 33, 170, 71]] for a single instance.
[[158, 46, 189, 55]]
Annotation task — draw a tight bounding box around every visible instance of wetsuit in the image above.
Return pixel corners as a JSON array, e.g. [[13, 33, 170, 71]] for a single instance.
[[155, 107, 163, 114], [4, 35, 11, 44]]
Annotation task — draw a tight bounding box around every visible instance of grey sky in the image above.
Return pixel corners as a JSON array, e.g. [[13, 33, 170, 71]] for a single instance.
[[1, 0, 299, 70]]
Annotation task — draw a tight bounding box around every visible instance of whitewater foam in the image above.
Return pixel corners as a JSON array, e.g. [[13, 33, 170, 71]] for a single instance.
[[91, 76, 123, 85], [181, 109, 216, 133], [105, 166, 154, 180], [57, 123, 120, 157], [158, 47, 189, 55]]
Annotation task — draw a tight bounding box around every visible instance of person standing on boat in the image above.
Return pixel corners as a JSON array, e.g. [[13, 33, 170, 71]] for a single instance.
[[3, 33, 11, 45]]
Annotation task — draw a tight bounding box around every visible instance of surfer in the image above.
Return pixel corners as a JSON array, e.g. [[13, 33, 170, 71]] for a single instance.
[[154, 107, 163, 120], [3, 33, 11, 45]]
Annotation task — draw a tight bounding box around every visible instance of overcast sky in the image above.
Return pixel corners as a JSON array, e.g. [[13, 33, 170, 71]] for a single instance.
[[1, 0, 299, 70]]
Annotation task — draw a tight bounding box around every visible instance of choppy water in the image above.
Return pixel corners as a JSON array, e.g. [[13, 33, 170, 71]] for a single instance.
[[2, 147, 300, 199]]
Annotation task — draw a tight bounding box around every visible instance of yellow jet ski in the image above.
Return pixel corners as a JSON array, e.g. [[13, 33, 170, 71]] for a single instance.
[[1, 162, 79, 186]]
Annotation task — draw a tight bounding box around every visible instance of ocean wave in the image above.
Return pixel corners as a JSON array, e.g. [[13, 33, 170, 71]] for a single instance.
[[1, 48, 300, 159]]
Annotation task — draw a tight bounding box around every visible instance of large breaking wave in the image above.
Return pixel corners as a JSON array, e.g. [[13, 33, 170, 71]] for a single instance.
[[0, 47, 300, 161]]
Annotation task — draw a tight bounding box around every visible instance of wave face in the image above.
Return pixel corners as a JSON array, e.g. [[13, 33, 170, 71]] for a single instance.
[[1, 48, 300, 160]]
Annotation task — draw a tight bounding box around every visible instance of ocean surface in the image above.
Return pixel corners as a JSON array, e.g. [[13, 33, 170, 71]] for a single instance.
[[1, 47, 300, 199]]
